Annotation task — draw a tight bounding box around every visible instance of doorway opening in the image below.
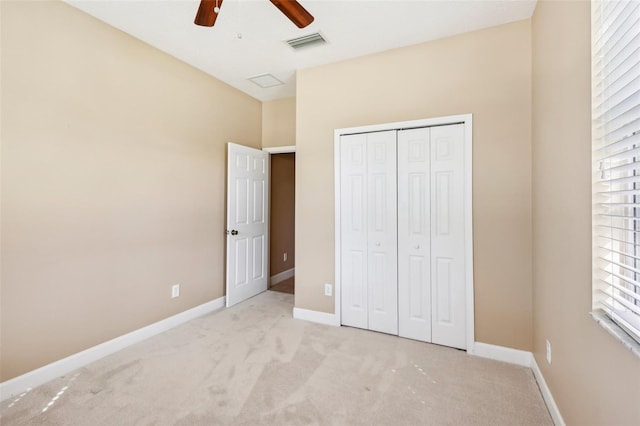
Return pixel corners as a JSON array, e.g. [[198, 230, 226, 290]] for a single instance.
[[265, 147, 296, 294]]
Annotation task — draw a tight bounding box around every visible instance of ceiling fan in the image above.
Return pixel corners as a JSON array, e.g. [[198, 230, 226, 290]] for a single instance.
[[194, 0, 314, 28]]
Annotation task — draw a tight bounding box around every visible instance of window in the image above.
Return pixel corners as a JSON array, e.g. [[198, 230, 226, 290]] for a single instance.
[[592, 0, 640, 345]]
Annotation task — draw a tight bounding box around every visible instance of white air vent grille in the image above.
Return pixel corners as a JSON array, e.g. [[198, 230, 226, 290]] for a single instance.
[[286, 32, 327, 50]]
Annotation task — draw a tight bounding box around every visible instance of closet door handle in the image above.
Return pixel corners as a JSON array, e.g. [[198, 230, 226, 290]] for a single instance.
[[414, 245, 420, 250], [375, 242, 381, 246]]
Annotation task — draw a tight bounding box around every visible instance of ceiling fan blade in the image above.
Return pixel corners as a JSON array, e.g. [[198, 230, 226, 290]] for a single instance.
[[194, 0, 223, 27], [269, 0, 314, 28]]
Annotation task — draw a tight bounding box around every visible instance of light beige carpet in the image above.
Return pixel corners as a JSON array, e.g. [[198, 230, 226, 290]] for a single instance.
[[1, 291, 552, 425]]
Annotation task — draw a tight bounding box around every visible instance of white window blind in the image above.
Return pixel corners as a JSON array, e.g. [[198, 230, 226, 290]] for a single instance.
[[592, 0, 640, 344]]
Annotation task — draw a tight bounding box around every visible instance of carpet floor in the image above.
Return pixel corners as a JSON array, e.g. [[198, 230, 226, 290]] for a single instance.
[[0, 291, 552, 425]]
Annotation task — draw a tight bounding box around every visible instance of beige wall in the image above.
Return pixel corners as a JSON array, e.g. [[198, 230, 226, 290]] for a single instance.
[[262, 97, 296, 148], [269, 153, 295, 277], [296, 20, 533, 350], [531, 1, 640, 424], [0, 1, 261, 381]]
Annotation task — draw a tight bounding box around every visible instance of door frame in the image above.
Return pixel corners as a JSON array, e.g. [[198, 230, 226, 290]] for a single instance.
[[223, 144, 295, 306], [262, 145, 296, 289], [263, 146, 296, 154], [334, 114, 474, 352]]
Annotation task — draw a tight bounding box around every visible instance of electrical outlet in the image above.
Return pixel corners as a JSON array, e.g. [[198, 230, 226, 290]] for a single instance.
[[283, 252, 288, 262], [546, 339, 552, 364], [171, 284, 180, 299], [324, 283, 332, 297]]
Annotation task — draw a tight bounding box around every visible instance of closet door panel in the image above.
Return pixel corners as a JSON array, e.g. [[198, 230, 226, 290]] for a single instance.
[[367, 131, 398, 335], [340, 134, 369, 329], [430, 124, 466, 349], [398, 128, 432, 342]]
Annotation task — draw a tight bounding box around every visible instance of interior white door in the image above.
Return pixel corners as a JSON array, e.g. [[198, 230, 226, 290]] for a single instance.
[[226, 143, 269, 307], [340, 134, 369, 329], [366, 131, 398, 335], [430, 124, 466, 349], [398, 127, 432, 342], [340, 131, 398, 334]]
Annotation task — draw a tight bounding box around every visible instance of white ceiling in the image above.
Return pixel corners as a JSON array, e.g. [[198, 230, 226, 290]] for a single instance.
[[66, 0, 537, 101]]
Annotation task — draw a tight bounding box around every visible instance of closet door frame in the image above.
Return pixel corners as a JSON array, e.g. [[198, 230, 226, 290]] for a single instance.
[[334, 114, 475, 352]]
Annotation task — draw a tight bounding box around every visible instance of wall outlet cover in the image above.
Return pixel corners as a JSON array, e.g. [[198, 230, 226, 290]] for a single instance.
[[546, 339, 552, 364], [171, 284, 180, 299], [324, 283, 332, 297]]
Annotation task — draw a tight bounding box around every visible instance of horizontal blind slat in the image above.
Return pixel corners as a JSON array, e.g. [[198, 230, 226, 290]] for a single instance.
[[594, 125, 640, 156], [595, 16, 640, 73], [599, 258, 640, 276], [594, 74, 640, 114], [600, 203, 640, 208], [601, 278, 640, 301], [596, 234, 640, 246], [600, 270, 640, 289], [594, 109, 640, 151], [595, 1, 637, 43], [593, 87, 640, 125], [596, 189, 640, 196], [599, 289, 640, 315], [594, 1, 639, 56], [595, 224, 640, 234], [594, 52, 640, 97], [598, 158, 640, 174], [597, 146, 640, 164], [595, 173, 640, 186], [596, 246, 640, 262]]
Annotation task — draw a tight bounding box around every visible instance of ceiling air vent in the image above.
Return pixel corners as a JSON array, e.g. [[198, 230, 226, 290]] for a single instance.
[[248, 73, 284, 88], [286, 32, 327, 50]]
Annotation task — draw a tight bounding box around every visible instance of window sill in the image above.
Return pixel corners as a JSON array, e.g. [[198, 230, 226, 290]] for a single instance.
[[590, 310, 640, 360]]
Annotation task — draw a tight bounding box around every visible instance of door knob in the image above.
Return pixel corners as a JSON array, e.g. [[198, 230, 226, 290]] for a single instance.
[[226, 229, 239, 235], [415, 245, 420, 249]]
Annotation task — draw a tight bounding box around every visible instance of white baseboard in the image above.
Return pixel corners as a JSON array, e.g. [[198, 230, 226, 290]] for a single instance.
[[531, 355, 566, 426], [270, 268, 294, 286], [293, 307, 340, 326], [472, 342, 564, 426], [472, 342, 533, 367], [0, 296, 225, 402]]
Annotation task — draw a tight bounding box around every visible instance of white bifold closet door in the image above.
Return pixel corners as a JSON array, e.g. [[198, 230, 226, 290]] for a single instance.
[[340, 130, 398, 335], [340, 123, 466, 350], [397, 124, 466, 349]]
